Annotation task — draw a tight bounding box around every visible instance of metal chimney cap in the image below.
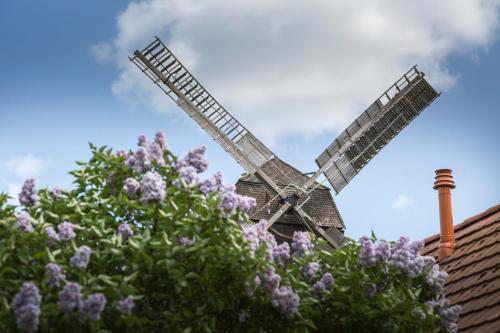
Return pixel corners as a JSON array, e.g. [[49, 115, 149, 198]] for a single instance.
[[433, 169, 456, 190]]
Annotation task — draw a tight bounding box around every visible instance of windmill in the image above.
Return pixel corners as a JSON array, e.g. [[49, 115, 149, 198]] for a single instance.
[[129, 36, 440, 249]]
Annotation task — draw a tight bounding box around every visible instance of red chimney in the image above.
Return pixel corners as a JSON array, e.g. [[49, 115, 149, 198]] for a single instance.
[[433, 169, 456, 261]]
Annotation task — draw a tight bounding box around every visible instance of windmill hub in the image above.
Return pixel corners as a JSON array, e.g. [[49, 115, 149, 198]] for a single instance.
[[283, 194, 300, 207], [130, 37, 440, 249]]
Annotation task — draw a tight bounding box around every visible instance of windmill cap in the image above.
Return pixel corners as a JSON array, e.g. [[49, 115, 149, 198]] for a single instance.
[[433, 169, 456, 189]]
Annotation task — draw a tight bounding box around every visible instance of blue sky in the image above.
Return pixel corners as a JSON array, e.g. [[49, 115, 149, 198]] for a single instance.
[[1, 0, 499, 242]]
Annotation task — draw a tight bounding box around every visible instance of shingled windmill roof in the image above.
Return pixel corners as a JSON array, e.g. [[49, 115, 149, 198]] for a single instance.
[[422, 204, 500, 333], [235, 157, 345, 229]]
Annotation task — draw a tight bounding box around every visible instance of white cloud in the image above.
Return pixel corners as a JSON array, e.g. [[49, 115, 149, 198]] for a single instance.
[[392, 194, 415, 212], [5, 154, 51, 178], [6, 182, 21, 205], [94, 0, 500, 143], [91, 41, 114, 63]]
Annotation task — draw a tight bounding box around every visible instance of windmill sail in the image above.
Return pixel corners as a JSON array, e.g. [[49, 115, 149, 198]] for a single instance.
[[130, 37, 274, 174], [130, 37, 347, 249], [315, 66, 439, 193]]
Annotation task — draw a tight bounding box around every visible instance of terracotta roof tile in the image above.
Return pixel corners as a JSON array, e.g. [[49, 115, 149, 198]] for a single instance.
[[422, 204, 500, 333]]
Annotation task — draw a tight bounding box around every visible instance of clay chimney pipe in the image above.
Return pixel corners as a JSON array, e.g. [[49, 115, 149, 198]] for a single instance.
[[433, 169, 456, 261]]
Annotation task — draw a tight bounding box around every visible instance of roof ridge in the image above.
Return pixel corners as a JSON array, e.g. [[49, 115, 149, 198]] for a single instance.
[[238, 156, 329, 190]]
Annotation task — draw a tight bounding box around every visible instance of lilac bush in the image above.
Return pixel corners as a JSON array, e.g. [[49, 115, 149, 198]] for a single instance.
[[0, 132, 458, 332]]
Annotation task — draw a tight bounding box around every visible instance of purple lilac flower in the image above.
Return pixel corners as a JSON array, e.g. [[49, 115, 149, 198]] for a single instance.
[[58, 222, 76, 241], [388, 239, 411, 270], [50, 187, 64, 200], [124, 155, 137, 170], [45, 263, 65, 288], [409, 240, 425, 257], [137, 134, 148, 147], [123, 178, 141, 198], [117, 224, 133, 240], [426, 264, 448, 291], [148, 142, 165, 166], [115, 150, 126, 157], [183, 146, 208, 173], [358, 238, 377, 267], [441, 304, 461, 333], [244, 274, 262, 297], [291, 231, 313, 257], [243, 220, 270, 255], [15, 212, 34, 233], [58, 282, 83, 313], [242, 220, 290, 264], [427, 298, 461, 333], [311, 273, 334, 297], [392, 236, 410, 252], [82, 293, 107, 321], [44, 226, 60, 246], [154, 131, 166, 148], [358, 236, 431, 276], [272, 242, 291, 265], [140, 171, 166, 203], [178, 236, 195, 246], [218, 184, 238, 209], [116, 297, 135, 315], [125, 142, 153, 174], [199, 172, 223, 195], [70, 246, 92, 271], [321, 273, 334, 287], [242, 223, 261, 255], [218, 185, 241, 216], [174, 162, 199, 188], [374, 240, 391, 262], [270, 285, 300, 318], [426, 299, 439, 311], [19, 178, 39, 206], [303, 262, 321, 279], [406, 256, 427, 278], [136, 147, 152, 172], [11, 282, 41, 333], [263, 267, 281, 293], [238, 196, 257, 213]]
